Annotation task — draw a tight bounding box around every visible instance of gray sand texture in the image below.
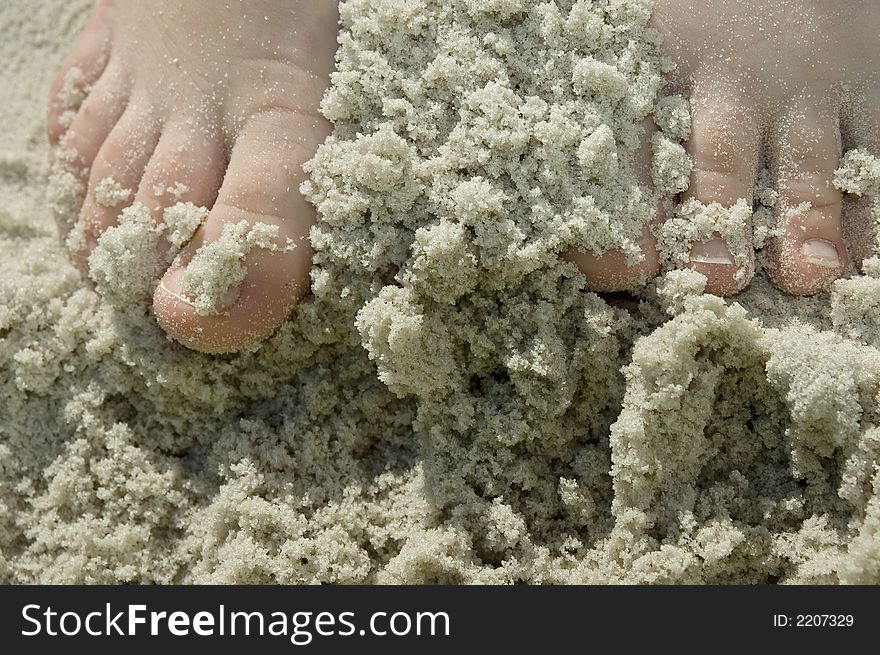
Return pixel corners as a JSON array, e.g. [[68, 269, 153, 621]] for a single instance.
[[1, 0, 879, 583]]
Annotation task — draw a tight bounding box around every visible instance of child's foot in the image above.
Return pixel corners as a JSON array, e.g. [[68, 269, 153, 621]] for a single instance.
[[47, 0, 338, 353], [576, 0, 880, 297]]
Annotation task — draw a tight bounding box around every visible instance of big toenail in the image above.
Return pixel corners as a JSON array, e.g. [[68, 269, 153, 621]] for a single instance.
[[159, 265, 196, 308], [689, 238, 736, 265], [800, 239, 841, 268]]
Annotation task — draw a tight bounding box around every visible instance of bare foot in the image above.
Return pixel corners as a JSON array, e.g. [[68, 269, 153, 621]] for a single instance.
[[575, 0, 880, 297], [47, 0, 338, 352]]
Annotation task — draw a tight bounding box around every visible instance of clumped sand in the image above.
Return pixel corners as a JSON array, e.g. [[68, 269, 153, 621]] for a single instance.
[[0, 0, 878, 584], [181, 220, 285, 316]]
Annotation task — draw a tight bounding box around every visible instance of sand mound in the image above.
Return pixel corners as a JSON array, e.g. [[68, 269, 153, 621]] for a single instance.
[[0, 0, 877, 583]]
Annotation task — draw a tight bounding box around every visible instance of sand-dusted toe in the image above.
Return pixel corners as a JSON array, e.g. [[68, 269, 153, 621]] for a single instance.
[[567, 226, 661, 293], [71, 104, 160, 264], [681, 83, 759, 295], [766, 102, 847, 295], [572, 119, 664, 293]]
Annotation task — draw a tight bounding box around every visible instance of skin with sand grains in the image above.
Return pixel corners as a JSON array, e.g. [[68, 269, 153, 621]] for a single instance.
[[574, 0, 880, 297], [662, 0, 880, 296]]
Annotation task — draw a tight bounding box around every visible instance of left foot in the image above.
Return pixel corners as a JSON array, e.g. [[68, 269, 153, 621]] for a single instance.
[[47, 0, 339, 352]]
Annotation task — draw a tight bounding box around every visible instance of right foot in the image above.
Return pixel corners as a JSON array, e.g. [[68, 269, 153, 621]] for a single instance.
[[573, 0, 880, 297], [47, 0, 339, 353]]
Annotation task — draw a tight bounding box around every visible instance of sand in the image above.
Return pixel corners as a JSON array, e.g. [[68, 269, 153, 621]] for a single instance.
[[0, 0, 878, 584]]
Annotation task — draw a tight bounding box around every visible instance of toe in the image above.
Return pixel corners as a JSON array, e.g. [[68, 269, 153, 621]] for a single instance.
[[766, 102, 846, 295], [47, 7, 112, 145], [841, 193, 876, 268], [682, 84, 759, 295], [154, 108, 330, 353], [72, 101, 161, 264], [568, 118, 662, 292], [131, 118, 226, 256], [51, 65, 128, 184], [566, 227, 661, 292], [840, 96, 880, 267]]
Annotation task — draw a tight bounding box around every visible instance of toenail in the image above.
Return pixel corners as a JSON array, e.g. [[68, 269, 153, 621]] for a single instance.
[[689, 238, 736, 265], [159, 266, 196, 308], [800, 239, 841, 268]]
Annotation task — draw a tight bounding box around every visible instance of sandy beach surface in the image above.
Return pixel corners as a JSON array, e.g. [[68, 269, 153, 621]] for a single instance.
[[1, 0, 878, 583]]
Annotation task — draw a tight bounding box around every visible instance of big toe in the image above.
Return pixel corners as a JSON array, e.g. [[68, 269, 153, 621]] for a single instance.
[[154, 110, 325, 353], [566, 226, 661, 292], [569, 118, 663, 293]]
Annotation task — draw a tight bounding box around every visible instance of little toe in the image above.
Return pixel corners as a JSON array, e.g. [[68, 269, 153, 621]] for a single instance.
[[682, 85, 760, 295], [154, 109, 330, 353], [51, 66, 128, 184], [72, 101, 161, 264], [47, 7, 112, 145], [766, 103, 846, 295]]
